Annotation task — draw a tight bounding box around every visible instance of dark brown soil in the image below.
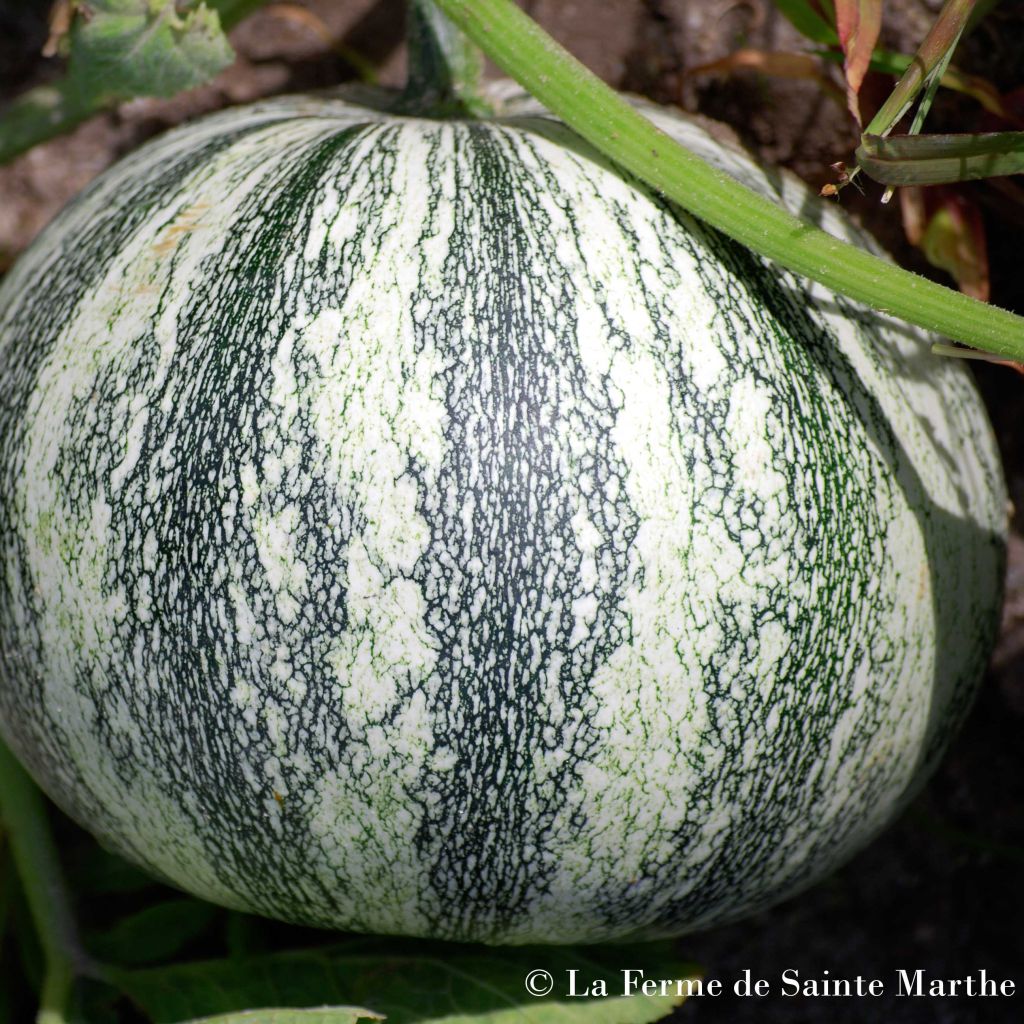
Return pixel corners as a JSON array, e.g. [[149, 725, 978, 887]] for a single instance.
[[2, 3, 1023, 1021]]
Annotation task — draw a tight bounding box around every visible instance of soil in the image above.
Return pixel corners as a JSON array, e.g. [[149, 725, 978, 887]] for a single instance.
[[1, 2, 1023, 1022]]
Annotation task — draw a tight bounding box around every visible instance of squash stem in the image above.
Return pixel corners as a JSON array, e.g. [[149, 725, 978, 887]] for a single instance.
[[399, 0, 493, 117], [0, 738, 93, 1023], [433, 0, 1024, 359]]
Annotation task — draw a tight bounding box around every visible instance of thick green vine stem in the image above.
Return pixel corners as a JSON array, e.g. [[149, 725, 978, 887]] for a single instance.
[[399, 0, 492, 116], [434, 0, 1024, 360], [0, 737, 92, 1024]]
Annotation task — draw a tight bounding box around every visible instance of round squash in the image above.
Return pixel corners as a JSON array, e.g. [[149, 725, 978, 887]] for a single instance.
[[0, 87, 1006, 944]]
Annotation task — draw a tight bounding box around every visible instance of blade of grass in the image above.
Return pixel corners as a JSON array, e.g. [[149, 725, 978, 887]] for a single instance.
[[864, 0, 979, 138], [876, 18, 965, 201], [858, 130, 1024, 184], [932, 342, 1024, 371], [435, 0, 1024, 359], [774, 0, 839, 44], [819, 49, 1012, 120], [904, 46, 958, 141]]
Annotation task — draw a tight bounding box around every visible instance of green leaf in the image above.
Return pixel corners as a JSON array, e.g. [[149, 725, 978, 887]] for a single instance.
[[67, 0, 235, 101], [817, 48, 1010, 118], [87, 898, 218, 966], [0, 1, 262, 165], [0, 831, 9, 943], [773, 0, 839, 44], [862, 0, 976, 138], [0, 83, 95, 166], [67, 843, 158, 895], [223, 912, 270, 960], [857, 130, 1024, 184], [111, 941, 695, 1024], [68, 976, 128, 1024], [921, 194, 989, 300], [0, 929, 18, 1024], [187, 1010, 382, 1024], [7, 877, 44, 995], [0, 841, 14, 1024]]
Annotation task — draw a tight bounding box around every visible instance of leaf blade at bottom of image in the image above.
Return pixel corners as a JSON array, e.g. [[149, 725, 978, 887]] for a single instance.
[[110, 942, 694, 1024], [187, 1009, 382, 1024]]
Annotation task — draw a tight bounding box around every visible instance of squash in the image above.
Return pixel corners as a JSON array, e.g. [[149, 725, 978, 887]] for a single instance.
[[0, 85, 1005, 944]]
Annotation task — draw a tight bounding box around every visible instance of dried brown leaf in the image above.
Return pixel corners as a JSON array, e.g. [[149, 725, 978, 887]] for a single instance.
[[921, 190, 990, 302], [836, 0, 883, 124], [685, 48, 844, 105], [43, 0, 74, 58]]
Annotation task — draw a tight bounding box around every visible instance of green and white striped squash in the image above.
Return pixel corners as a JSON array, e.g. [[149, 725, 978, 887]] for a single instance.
[[0, 84, 1006, 945]]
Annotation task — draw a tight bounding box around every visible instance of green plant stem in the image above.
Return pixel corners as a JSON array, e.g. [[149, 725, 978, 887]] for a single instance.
[[0, 738, 90, 1024], [434, 0, 1024, 359], [0, 84, 93, 167], [400, 0, 490, 116], [37, 961, 74, 1024]]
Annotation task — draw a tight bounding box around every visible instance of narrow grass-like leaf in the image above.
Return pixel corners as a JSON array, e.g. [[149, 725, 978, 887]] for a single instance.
[[864, 0, 978, 138], [857, 130, 1024, 184], [820, 49, 1012, 119], [86, 899, 218, 966], [223, 912, 270, 960], [876, 15, 967, 201], [0, 844, 20, 1024], [67, 976, 126, 1024], [0, 831, 9, 950], [774, 0, 839, 44]]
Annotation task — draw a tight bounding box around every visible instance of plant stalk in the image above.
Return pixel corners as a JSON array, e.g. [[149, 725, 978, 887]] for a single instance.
[[0, 737, 91, 1024], [864, 0, 978, 138], [433, 0, 1024, 359], [399, 0, 491, 116]]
